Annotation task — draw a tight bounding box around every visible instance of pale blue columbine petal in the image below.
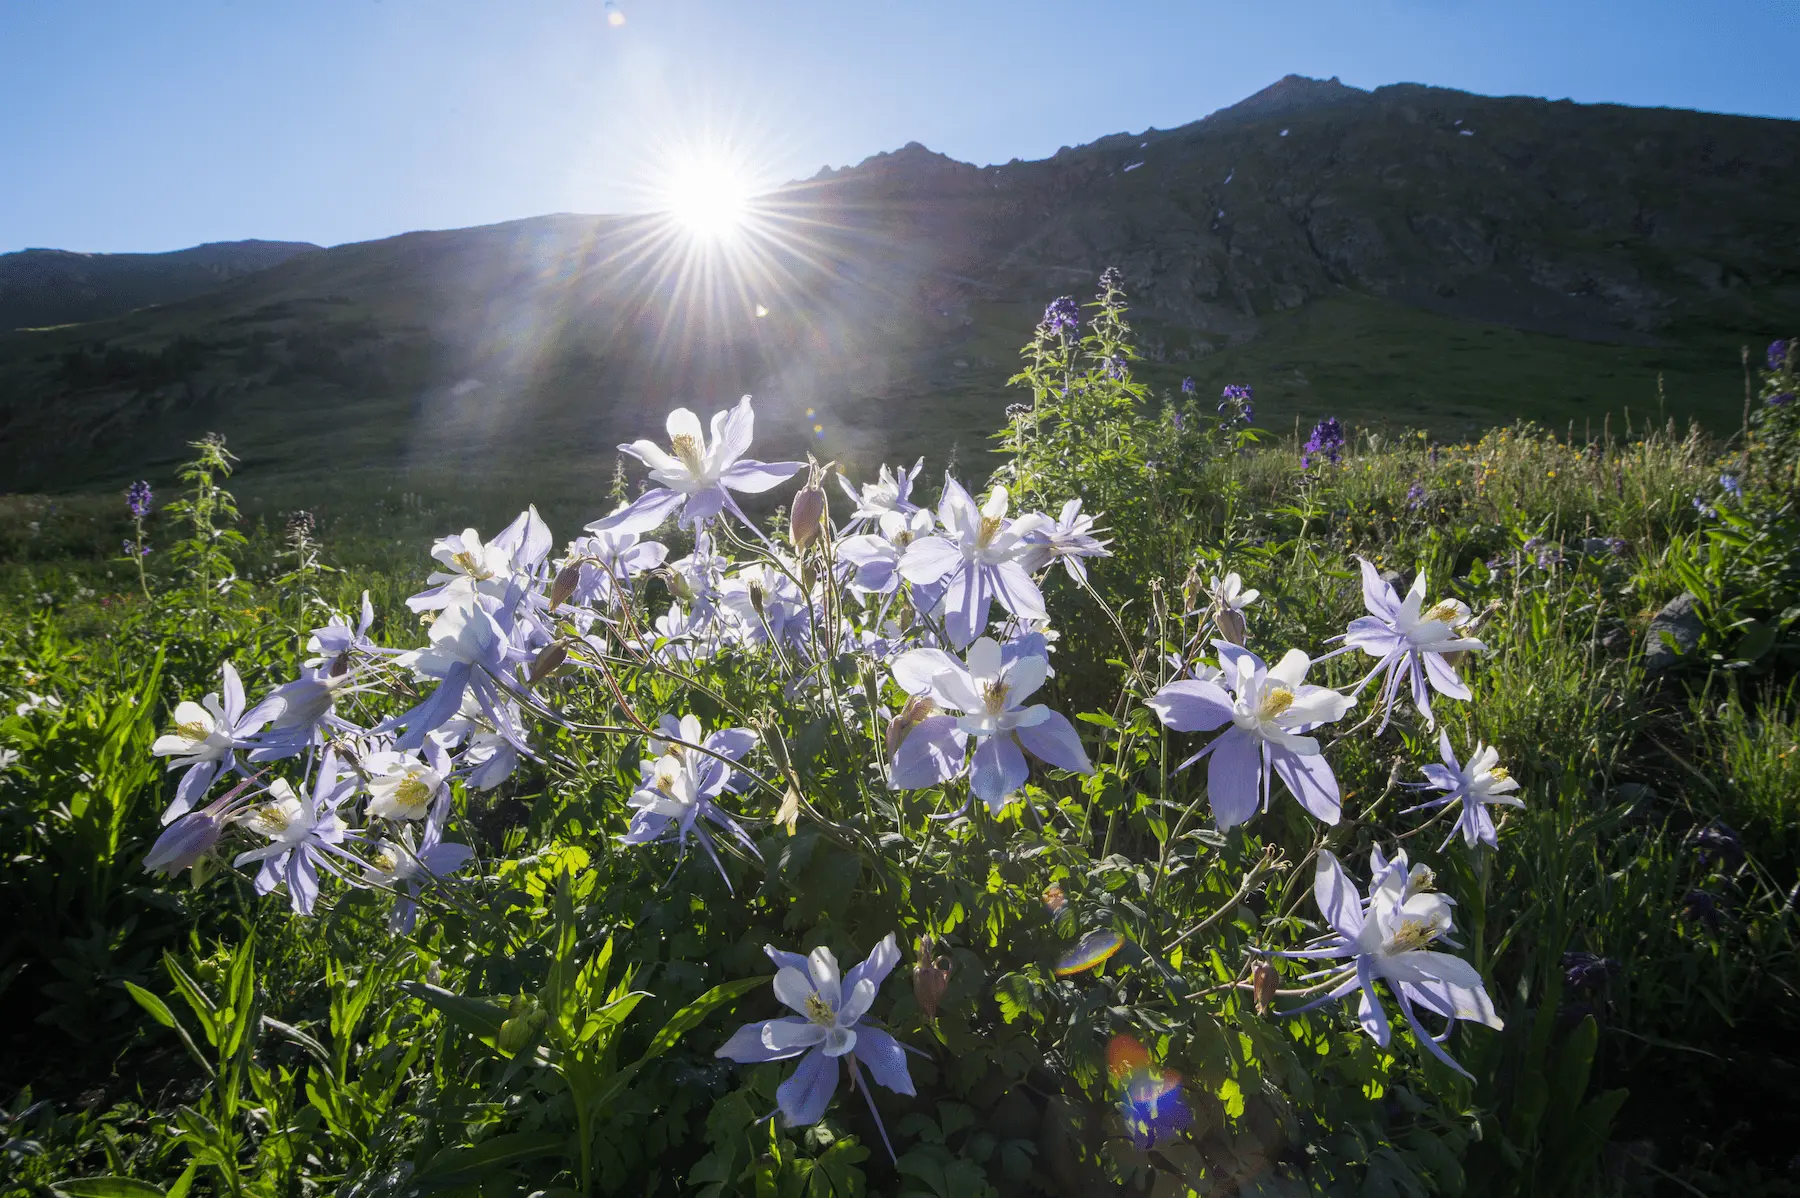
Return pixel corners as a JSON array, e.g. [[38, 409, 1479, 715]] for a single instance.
[[777, 1048, 839, 1126], [1269, 745, 1342, 824], [853, 1026, 916, 1097], [970, 735, 1030, 811], [1206, 727, 1263, 830], [716, 1018, 808, 1063], [764, 945, 811, 973], [1146, 679, 1236, 733], [773, 966, 816, 1015], [720, 459, 805, 493], [889, 717, 966, 789], [1015, 711, 1091, 774], [940, 562, 994, 648], [1356, 957, 1391, 1046], [763, 1018, 830, 1055], [843, 934, 902, 996], [595, 488, 687, 535], [891, 648, 965, 700], [807, 947, 843, 1010], [1312, 851, 1364, 940]]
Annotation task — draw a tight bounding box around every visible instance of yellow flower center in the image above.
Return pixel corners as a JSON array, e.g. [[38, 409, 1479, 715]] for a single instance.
[[671, 432, 706, 475], [394, 775, 432, 812], [804, 993, 835, 1026], [372, 849, 399, 874], [451, 549, 494, 580], [1424, 600, 1462, 624], [982, 679, 1011, 714], [175, 720, 211, 742], [251, 804, 292, 836], [977, 515, 1003, 547], [1257, 687, 1295, 720], [1388, 917, 1443, 953], [1488, 766, 1510, 782]]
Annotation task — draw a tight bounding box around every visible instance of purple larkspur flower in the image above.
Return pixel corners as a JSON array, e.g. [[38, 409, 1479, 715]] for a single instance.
[[1406, 483, 1426, 511], [126, 480, 154, 520], [1181, 377, 1196, 395], [1689, 820, 1743, 868], [1770, 392, 1795, 407], [1043, 296, 1080, 338], [1769, 339, 1790, 371], [1561, 951, 1618, 992], [1720, 474, 1742, 499], [1302, 418, 1345, 468], [1105, 355, 1128, 380], [1681, 889, 1721, 932]]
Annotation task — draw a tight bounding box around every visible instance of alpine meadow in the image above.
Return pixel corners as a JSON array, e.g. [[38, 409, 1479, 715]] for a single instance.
[[2, 48, 1800, 1198]]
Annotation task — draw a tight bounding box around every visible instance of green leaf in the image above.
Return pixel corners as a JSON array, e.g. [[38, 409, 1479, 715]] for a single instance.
[[122, 980, 176, 1029], [415, 1131, 568, 1188], [123, 982, 214, 1081], [54, 1176, 168, 1196], [401, 981, 511, 1051], [639, 976, 768, 1064], [161, 954, 218, 1048]]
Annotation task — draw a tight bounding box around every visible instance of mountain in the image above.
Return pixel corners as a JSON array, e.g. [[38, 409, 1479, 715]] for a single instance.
[[0, 240, 321, 332], [1, 77, 1796, 528]]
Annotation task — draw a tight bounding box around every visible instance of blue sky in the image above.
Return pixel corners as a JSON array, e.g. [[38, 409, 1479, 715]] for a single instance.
[[3, 0, 1796, 253]]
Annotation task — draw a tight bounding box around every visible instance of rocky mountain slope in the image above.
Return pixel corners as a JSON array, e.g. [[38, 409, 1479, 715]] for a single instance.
[[1, 76, 1796, 518], [0, 240, 321, 332]]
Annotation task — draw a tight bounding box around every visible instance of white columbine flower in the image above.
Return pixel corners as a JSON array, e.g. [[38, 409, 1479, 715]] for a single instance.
[[1403, 729, 1525, 849], [1339, 559, 1485, 732], [363, 745, 451, 822], [1280, 848, 1503, 1079], [597, 397, 803, 534]]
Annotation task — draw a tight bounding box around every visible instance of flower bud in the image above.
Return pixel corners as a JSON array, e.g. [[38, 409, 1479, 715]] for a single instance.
[[550, 562, 581, 610], [885, 695, 936, 759], [526, 642, 568, 684], [748, 580, 766, 618], [790, 479, 828, 554], [1214, 605, 1248, 646], [1251, 961, 1278, 1016], [144, 811, 225, 877], [497, 994, 546, 1055], [913, 936, 952, 1021], [776, 784, 802, 836]]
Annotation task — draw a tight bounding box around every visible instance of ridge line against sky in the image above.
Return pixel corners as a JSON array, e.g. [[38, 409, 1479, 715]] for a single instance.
[[4, 0, 1798, 255]]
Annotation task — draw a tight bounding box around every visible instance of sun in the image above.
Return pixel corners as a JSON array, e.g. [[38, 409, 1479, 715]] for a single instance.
[[662, 158, 753, 242]]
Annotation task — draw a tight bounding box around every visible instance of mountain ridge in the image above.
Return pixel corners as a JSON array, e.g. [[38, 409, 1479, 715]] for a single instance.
[[1, 76, 1796, 519], [0, 239, 321, 332]]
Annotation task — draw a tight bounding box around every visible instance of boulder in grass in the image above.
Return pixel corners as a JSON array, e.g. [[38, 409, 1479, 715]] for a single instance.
[[1644, 592, 1703, 673]]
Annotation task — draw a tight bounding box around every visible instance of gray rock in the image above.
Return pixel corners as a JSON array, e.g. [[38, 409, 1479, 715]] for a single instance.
[[1644, 592, 1703, 673]]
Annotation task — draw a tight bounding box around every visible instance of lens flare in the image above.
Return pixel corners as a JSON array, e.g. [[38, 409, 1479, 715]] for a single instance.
[[1054, 928, 1123, 976], [1108, 1034, 1193, 1148]]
